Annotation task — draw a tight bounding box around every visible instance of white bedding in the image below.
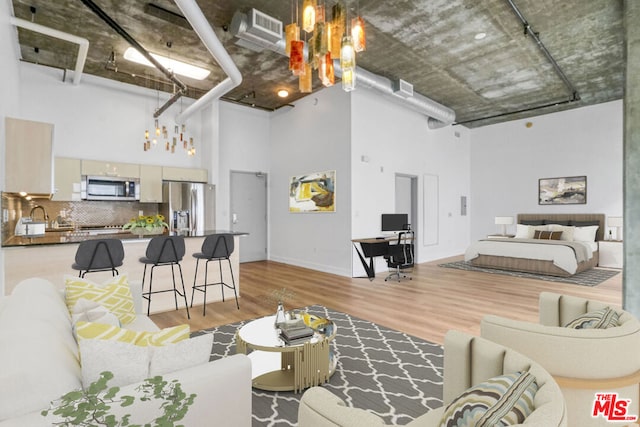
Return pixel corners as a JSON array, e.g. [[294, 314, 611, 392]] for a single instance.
[[464, 238, 596, 275]]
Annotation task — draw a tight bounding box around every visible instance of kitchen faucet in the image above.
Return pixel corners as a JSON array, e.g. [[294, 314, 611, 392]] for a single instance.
[[30, 205, 49, 225]]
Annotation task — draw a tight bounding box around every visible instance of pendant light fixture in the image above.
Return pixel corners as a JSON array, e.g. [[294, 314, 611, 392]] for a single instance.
[[289, 40, 305, 75], [302, 0, 316, 33], [285, 23, 300, 56], [351, 16, 366, 52], [300, 62, 312, 93]]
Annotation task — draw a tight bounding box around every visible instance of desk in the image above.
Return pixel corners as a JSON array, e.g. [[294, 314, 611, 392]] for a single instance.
[[351, 237, 390, 280]]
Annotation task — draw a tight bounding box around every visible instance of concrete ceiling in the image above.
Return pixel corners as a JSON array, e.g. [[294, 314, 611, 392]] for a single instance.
[[9, 0, 624, 128]]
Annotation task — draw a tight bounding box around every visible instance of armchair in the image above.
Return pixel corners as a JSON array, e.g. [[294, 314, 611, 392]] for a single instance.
[[298, 330, 567, 426], [481, 292, 640, 427]]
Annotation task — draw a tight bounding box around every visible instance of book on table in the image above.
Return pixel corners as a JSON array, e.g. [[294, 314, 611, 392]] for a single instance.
[[279, 324, 314, 343]]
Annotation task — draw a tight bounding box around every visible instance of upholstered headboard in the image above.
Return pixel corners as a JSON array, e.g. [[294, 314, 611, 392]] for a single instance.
[[517, 213, 606, 241]]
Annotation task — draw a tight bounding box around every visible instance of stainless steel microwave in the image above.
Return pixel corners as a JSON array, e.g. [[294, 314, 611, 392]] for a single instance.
[[81, 175, 140, 201]]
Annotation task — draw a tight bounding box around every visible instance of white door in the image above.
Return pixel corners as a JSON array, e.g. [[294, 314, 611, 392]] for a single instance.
[[230, 171, 268, 262], [395, 174, 418, 256]]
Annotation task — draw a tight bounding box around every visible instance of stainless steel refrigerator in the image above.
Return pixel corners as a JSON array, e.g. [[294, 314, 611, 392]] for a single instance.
[[161, 181, 215, 235]]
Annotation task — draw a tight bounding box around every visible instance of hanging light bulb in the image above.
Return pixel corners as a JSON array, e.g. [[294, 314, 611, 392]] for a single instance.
[[289, 40, 305, 75], [285, 23, 300, 56], [144, 129, 149, 139], [155, 119, 160, 136], [302, 0, 316, 32], [351, 16, 366, 52], [340, 35, 356, 70]]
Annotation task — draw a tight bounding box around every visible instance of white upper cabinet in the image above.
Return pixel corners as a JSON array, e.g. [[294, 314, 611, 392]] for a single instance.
[[5, 117, 54, 194]]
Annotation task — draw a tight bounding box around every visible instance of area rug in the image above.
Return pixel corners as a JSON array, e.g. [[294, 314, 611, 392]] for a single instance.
[[438, 260, 619, 286], [192, 305, 443, 426]]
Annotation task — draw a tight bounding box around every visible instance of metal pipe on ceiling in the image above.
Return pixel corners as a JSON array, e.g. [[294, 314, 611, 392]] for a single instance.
[[506, 0, 580, 101], [173, 0, 243, 123], [246, 36, 456, 129], [10, 17, 88, 85], [79, 0, 187, 117]]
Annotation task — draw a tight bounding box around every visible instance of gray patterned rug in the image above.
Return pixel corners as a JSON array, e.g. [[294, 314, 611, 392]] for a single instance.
[[438, 261, 619, 286], [192, 305, 444, 426]]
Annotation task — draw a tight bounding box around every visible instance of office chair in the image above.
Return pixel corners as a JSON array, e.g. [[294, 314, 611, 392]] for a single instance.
[[71, 238, 124, 278], [384, 230, 414, 282], [139, 235, 190, 319], [190, 233, 239, 315]]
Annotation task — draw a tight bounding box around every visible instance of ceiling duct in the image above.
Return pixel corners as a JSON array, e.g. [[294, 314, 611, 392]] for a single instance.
[[230, 9, 283, 53], [10, 17, 89, 85], [393, 79, 413, 98], [229, 9, 454, 128]]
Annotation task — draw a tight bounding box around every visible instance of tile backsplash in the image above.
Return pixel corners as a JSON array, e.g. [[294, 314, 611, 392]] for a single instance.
[[1, 193, 159, 238]]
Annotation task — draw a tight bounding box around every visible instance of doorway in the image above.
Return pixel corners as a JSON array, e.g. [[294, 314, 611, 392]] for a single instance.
[[395, 173, 418, 255], [230, 171, 268, 262]]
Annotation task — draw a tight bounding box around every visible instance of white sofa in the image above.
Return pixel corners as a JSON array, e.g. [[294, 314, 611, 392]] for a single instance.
[[0, 277, 252, 426]]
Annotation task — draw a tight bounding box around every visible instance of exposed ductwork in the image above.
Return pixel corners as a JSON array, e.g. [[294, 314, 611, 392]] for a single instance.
[[174, 0, 243, 123], [10, 17, 89, 85], [230, 10, 455, 129]]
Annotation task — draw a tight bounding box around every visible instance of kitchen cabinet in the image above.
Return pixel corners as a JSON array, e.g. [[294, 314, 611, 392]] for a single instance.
[[4, 117, 54, 194], [162, 166, 207, 183], [139, 164, 163, 203], [81, 160, 140, 178], [52, 157, 82, 201]]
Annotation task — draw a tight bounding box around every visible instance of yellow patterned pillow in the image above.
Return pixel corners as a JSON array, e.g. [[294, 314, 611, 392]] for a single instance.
[[65, 275, 136, 325], [75, 321, 190, 346]]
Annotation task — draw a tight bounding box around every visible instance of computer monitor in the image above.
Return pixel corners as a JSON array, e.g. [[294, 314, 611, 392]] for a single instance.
[[381, 213, 409, 232]]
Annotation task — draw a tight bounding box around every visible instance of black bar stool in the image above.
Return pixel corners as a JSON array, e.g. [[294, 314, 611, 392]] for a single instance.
[[139, 235, 190, 319], [72, 238, 124, 278], [190, 233, 239, 316]]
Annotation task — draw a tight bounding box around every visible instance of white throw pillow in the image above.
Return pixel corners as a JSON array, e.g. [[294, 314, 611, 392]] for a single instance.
[[574, 225, 599, 242], [79, 339, 149, 389], [547, 224, 575, 241], [71, 298, 120, 327], [149, 333, 214, 376], [514, 224, 530, 239]]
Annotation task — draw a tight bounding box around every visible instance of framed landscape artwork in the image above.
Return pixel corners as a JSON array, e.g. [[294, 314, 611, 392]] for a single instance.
[[289, 170, 336, 213], [538, 175, 587, 205]]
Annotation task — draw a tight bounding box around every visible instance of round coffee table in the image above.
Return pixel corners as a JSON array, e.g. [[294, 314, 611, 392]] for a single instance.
[[236, 315, 337, 393]]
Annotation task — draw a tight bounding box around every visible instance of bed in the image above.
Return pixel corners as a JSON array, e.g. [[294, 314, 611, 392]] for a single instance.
[[465, 213, 604, 277]]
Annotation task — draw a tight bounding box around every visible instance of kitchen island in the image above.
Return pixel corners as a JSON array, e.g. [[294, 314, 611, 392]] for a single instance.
[[2, 230, 248, 314]]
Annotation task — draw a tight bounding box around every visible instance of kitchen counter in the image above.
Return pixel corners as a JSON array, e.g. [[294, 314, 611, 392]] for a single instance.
[[2, 229, 248, 248], [2, 231, 248, 313]]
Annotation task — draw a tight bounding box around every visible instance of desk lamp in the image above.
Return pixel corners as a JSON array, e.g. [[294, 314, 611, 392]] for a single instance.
[[494, 216, 514, 236], [607, 216, 623, 241]]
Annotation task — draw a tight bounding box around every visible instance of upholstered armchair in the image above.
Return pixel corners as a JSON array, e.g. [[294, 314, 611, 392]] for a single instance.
[[297, 330, 567, 426], [481, 292, 640, 427]]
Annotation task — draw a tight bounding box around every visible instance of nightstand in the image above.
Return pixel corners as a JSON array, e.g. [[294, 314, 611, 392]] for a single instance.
[[486, 234, 515, 239], [598, 240, 623, 269]]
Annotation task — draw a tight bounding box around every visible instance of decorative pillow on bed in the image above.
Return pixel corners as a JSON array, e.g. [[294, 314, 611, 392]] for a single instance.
[[564, 307, 620, 329], [439, 371, 538, 427], [533, 230, 563, 240], [514, 224, 531, 239], [547, 224, 575, 241], [573, 225, 599, 242]]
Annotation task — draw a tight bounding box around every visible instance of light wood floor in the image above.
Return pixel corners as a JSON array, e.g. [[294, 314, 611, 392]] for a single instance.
[[150, 256, 623, 345]]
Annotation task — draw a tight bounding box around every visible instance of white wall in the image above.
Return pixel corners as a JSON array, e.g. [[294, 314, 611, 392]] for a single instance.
[[15, 63, 203, 169], [469, 100, 623, 240], [350, 88, 472, 275], [269, 85, 352, 276], [217, 102, 271, 230]]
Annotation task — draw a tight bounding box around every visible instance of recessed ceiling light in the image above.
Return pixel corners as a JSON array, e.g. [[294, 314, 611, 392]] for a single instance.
[[123, 47, 210, 80], [474, 32, 487, 40], [277, 89, 289, 98]]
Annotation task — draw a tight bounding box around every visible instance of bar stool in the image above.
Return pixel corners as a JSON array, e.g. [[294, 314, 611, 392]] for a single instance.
[[190, 233, 239, 316], [71, 238, 124, 278], [139, 235, 190, 319]]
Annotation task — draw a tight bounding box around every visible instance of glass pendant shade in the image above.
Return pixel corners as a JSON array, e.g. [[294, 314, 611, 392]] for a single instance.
[[340, 35, 356, 70], [289, 40, 305, 76], [315, 22, 328, 56], [144, 130, 149, 139], [342, 67, 356, 91], [299, 62, 312, 93], [351, 17, 366, 52], [319, 53, 334, 87], [308, 35, 318, 69], [285, 23, 300, 56], [316, 4, 325, 23], [302, 0, 316, 33]]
